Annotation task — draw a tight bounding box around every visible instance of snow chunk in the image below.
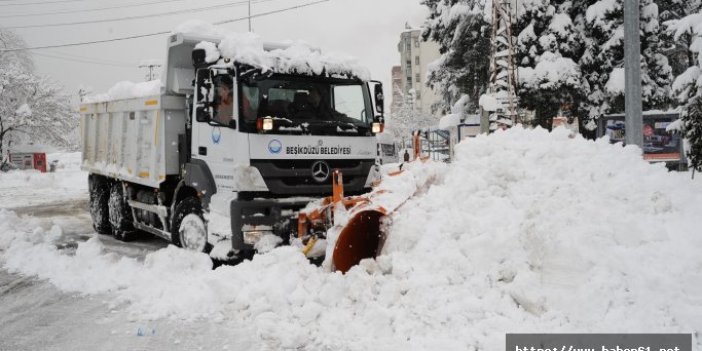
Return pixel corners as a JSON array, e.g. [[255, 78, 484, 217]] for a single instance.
[[519, 52, 580, 90], [84, 80, 162, 103], [15, 103, 32, 117], [172, 19, 224, 38], [672, 66, 701, 101], [195, 41, 221, 64], [479, 94, 500, 112], [666, 119, 684, 133], [439, 113, 461, 129], [549, 13, 573, 36], [586, 0, 619, 25], [606, 67, 625, 94]]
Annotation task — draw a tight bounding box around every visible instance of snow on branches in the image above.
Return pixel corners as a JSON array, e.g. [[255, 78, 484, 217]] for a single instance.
[[0, 29, 77, 157]]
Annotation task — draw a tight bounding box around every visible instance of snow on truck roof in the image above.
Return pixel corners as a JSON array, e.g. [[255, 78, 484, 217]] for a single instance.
[[178, 26, 370, 81], [84, 21, 370, 104]]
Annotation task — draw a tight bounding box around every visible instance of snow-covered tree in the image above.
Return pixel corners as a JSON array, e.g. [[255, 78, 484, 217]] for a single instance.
[[580, 0, 673, 123], [0, 28, 77, 158], [684, 97, 702, 173], [658, 0, 702, 77], [387, 89, 434, 142], [516, 0, 587, 129], [422, 0, 491, 114], [668, 10, 702, 172]]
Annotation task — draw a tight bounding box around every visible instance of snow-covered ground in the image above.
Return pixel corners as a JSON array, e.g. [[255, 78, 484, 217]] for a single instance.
[[1, 128, 701, 350], [0, 152, 87, 211]]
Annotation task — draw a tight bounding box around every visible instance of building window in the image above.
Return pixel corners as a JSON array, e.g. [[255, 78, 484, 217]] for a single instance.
[[415, 56, 420, 65], [414, 39, 420, 48], [415, 91, 421, 100], [406, 40, 412, 51], [415, 74, 420, 83]]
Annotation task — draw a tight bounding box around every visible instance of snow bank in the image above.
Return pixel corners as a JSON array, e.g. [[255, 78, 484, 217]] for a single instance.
[[2, 129, 702, 349], [0, 152, 87, 209], [84, 80, 162, 103]]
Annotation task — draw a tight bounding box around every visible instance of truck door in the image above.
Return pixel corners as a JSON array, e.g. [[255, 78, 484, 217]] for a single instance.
[[191, 68, 242, 192]]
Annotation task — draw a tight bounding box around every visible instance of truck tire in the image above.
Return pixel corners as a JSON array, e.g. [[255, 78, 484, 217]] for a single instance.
[[171, 197, 211, 253], [108, 183, 135, 241], [89, 175, 111, 235]]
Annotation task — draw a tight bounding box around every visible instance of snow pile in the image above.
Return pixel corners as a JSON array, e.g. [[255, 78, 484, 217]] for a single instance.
[[84, 80, 162, 103], [2, 129, 702, 349]]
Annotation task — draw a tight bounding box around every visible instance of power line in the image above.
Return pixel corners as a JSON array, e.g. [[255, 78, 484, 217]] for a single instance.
[[0, 0, 330, 52], [32, 52, 137, 67], [0, 0, 105, 7], [35, 50, 138, 66], [0, 0, 193, 18], [4, 0, 255, 29], [215, 0, 327, 25]]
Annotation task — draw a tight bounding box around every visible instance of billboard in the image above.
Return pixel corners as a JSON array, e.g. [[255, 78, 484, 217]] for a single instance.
[[599, 113, 683, 162]]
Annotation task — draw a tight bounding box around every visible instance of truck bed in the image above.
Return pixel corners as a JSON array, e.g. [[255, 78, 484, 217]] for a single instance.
[[80, 95, 186, 188]]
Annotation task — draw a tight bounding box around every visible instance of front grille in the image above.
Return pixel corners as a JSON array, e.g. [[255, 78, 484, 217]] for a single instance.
[[250, 159, 374, 196]]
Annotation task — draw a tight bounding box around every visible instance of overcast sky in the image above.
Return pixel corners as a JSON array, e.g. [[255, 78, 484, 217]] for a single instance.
[[0, 0, 428, 101]]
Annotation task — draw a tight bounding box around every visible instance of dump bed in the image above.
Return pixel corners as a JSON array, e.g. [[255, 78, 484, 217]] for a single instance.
[[80, 95, 186, 188]]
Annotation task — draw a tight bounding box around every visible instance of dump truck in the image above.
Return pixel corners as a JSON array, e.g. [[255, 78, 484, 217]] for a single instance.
[[80, 31, 388, 263]]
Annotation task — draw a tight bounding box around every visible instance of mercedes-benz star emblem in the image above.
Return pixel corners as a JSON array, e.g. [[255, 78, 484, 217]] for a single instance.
[[311, 161, 330, 183]]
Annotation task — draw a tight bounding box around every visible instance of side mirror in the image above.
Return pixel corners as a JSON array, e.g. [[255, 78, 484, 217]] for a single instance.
[[374, 83, 385, 115], [196, 106, 211, 123], [196, 68, 211, 103], [192, 48, 207, 68]]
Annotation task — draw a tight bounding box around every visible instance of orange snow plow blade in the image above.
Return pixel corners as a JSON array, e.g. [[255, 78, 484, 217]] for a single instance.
[[332, 209, 386, 273], [298, 132, 430, 273]]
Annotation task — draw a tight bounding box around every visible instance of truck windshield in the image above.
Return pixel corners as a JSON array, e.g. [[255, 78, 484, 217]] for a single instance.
[[239, 74, 372, 136]]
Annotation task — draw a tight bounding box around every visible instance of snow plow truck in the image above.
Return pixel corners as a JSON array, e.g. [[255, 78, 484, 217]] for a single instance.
[[80, 31, 405, 271]]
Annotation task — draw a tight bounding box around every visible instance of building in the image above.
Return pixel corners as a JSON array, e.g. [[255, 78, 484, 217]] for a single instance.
[[390, 65, 403, 116], [397, 26, 442, 119]]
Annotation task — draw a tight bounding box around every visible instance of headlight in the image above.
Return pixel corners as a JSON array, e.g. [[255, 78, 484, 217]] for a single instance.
[[372, 122, 384, 134], [242, 225, 274, 245], [257, 117, 274, 132]]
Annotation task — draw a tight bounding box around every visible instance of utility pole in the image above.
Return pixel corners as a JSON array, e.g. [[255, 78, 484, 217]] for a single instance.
[[248, 0, 252, 32], [487, 0, 519, 131], [139, 62, 162, 81], [624, 0, 643, 148]]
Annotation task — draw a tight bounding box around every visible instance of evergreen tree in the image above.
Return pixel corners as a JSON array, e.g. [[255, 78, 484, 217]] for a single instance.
[[579, 0, 673, 124], [422, 0, 491, 114], [657, 0, 702, 77], [685, 97, 702, 173], [668, 9, 702, 173], [516, 0, 587, 129]]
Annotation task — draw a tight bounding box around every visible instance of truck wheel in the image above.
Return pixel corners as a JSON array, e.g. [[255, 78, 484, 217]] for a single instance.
[[171, 197, 211, 253], [108, 183, 135, 242], [89, 175, 111, 235]]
